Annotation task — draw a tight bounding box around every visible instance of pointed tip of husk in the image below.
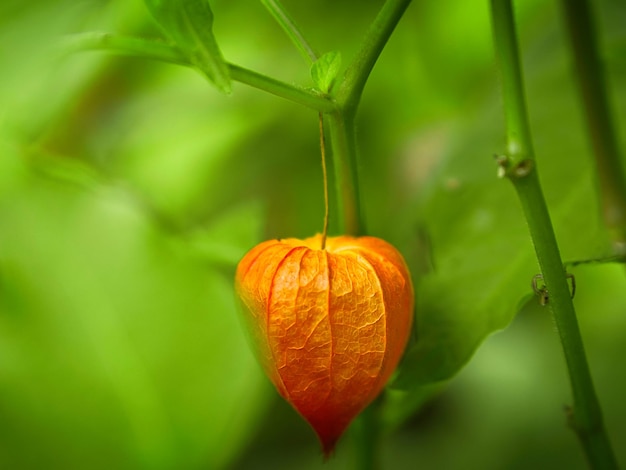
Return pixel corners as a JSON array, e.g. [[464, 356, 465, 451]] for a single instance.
[[311, 422, 345, 460], [320, 435, 339, 460]]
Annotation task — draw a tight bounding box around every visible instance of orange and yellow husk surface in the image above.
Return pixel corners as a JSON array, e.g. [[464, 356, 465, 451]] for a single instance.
[[235, 234, 414, 455]]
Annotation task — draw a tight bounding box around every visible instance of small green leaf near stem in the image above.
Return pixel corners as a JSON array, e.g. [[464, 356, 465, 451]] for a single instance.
[[311, 51, 342, 94], [490, 1, 618, 468]]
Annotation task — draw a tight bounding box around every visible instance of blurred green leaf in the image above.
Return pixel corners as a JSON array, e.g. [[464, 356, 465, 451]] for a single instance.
[[0, 141, 27, 198], [143, 0, 231, 92], [0, 172, 270, 469], [310, 51, 342, 93], [115, 91, 273, 221], [185, 202, 266, 267]]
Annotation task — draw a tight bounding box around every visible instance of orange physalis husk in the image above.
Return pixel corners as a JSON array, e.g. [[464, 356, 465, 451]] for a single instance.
[[235, 234, 414, 456]]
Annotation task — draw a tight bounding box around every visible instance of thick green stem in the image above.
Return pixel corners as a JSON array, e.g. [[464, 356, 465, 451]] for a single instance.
[[490, 0, 533, 165], [326, 111, 363, 236], [337, 0, 412, 114], [490, 1, 618, 468], [561, 0, 626, 254], [325, 0, 412, 236], [60, 32, 336, 112]]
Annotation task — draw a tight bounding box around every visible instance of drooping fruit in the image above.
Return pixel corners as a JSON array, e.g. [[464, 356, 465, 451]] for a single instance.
[[235, 234, 414, 455]]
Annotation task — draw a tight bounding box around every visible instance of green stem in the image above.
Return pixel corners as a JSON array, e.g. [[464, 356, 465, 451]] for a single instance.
[[326, 111, 363, 236], [561, 0, 626, 254], [325, 0, 412, 236], [350, 397, 382, 470], [490, 1, 618, 468], [489, 0, 533, 165], [261, 0, 317, 63], [60, 32, 336, 113], [229, 64, 335, 112], [336, 0, 412, 114], [515, 172, 618, 470]]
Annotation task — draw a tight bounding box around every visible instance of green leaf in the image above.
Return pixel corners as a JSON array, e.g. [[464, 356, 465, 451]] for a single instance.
[[185, 202, 265, 267], [0, 176, 270, 469], [143, 0, 231, 93], [116, 91, 272, 220], [310, 50, 342, 93], [391, 56, 612, 391]]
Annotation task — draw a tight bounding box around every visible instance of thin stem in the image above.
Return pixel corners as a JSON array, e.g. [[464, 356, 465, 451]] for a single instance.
[[336, 0, 412, 115], [229, 64, 335, 112], [261, 0, 317, 63], [60, 32, 336, 113], [319, 113, 329, 249], [490, 1, 618, 468], [561, 0, 626, 254], [515, 172, 618, 469]]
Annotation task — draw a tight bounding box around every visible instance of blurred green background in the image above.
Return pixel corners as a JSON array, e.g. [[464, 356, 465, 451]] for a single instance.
[[1, 0, 625, 468]]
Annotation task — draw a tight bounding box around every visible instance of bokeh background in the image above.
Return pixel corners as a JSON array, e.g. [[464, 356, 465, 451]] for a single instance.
[[1, 0, 625, 468]]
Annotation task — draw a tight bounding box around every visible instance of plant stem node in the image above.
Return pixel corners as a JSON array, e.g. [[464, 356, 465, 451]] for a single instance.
[[494, 154, 534, 179]]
